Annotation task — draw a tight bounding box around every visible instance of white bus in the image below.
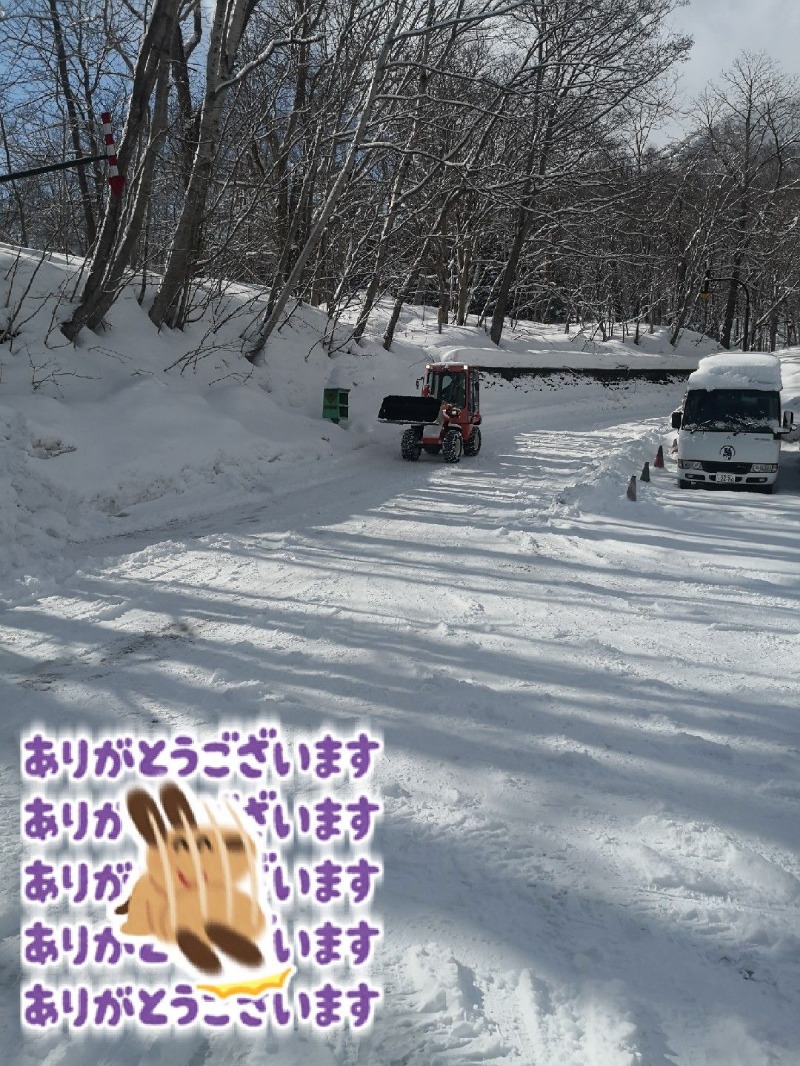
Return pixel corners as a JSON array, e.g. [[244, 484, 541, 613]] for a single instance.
[[671, 353, 795, 493]]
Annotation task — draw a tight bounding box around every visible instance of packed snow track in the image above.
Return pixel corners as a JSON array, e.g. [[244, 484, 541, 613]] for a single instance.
[[2, 380, 800, 1066]]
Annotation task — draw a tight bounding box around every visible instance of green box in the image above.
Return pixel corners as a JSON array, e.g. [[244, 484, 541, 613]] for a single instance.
[[322, 387, 349, 422]]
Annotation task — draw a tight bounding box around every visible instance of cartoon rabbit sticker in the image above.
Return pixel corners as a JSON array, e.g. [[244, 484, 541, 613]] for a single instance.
[[115, 782, 266, 976]]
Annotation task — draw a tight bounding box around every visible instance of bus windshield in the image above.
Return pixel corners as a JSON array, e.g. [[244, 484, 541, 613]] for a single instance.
[[682, 389, 780, 433]]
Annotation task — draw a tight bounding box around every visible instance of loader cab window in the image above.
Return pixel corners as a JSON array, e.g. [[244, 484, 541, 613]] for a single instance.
[[428, 371, 466, 408], [470, 373, 479, 417]]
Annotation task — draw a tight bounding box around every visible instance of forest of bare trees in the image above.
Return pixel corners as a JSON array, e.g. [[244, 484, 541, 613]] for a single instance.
[[1, 0, 799, 358]]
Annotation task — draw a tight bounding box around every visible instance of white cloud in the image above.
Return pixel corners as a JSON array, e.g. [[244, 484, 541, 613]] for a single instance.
[[672, 0, 800, 103]]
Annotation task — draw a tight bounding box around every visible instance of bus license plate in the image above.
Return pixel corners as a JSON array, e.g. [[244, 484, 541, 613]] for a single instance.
[[716, 473, 736, 483]]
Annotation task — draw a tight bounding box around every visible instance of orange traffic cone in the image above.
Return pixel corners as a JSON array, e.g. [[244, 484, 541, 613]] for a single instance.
[[641, 461, 650, 482], [626, 475, 637, 501], [654, 445, 664, 468]]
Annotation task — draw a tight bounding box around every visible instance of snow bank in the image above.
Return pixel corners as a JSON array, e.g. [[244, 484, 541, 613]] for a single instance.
[[410, 323, 716, 370], [688, 353, 783, 391]]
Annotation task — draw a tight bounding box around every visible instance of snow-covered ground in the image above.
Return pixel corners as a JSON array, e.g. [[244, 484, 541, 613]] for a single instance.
[[2, 246, 800, 1064]]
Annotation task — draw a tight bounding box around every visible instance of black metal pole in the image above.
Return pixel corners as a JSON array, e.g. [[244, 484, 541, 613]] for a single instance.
[[0, 153, 106, 184]]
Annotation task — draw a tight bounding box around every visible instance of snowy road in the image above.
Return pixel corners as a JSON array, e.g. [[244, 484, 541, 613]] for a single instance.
[[3, 380, 800, 1065]]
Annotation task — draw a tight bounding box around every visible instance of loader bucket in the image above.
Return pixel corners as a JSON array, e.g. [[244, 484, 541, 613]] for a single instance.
[[378, 395, 442, 425]]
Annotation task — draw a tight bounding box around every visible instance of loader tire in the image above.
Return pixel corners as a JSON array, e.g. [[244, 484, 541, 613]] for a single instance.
[[401, 428, 422, 461], [442, 429, 463, 464], [463, 427, 482, 457]]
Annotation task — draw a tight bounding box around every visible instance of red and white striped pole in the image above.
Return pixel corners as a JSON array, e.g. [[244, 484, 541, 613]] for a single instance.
[[100, 112, 125, 196]]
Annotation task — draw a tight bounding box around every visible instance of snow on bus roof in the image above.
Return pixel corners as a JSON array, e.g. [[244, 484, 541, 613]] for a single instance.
[[688, 353, 782, 391]]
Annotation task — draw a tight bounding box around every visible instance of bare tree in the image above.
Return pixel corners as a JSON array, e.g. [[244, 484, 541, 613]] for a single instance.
[[60, 0, 183, 341], [698, 53, 800, 350], [487, 0, 690, 345]]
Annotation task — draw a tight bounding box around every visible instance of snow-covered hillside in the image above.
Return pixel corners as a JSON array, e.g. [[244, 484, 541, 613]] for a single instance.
[[2, 246, 800, 1065], [0, 243, 740, 594]]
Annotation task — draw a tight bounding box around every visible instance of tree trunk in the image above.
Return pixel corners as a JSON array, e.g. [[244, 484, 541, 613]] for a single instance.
[[435, 243, 449, 333], [719, 261, 742, 350], [382, 187, 462, 350], [248, 8, 406, 364], [455, 242, 473, 327], [48, 0, 97, 248], [0, 115, 28, 246], [149, 0, 254, 330], [489, 214, 527, 345], [84, 59, 173, 330], [351, 164, 412, 344], [61, 0, 182, 342], [352, 0, 436, 345]]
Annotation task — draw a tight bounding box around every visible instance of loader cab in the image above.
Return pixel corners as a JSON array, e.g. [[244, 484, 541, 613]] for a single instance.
[[423, 364, 478, 417]]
